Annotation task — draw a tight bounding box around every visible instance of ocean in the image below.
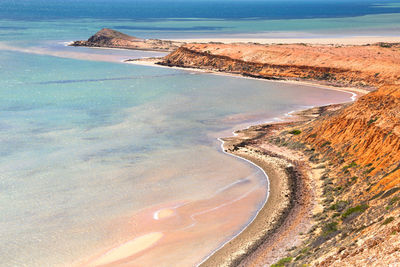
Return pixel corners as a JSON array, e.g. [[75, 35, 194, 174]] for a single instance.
[[0, 0, 399, 266]]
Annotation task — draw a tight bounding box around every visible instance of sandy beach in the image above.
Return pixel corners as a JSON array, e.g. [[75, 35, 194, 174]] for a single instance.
[[171, 36, 400, 45], [197, 105, 343, 266]]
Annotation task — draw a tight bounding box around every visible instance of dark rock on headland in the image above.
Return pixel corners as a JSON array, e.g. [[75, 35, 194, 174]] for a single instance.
[[70, 28, 183, 52]]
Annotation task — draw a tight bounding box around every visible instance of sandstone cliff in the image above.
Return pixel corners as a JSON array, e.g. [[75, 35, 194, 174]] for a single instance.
[[304, 85, 400, 194], [160, 43, 400, 88], [71, 28, 183, 52], [246, 84, 400, 266], [221, 85, 400, 266]]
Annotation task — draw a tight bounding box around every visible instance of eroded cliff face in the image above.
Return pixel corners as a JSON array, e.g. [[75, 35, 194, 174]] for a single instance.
[[304, 85, 400, 194], [263, 85, 400, 266], [161, 43, 400, 88]]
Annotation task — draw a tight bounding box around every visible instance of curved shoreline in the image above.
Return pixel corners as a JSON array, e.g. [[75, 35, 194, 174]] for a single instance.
[[197, 120, 309, 266], [68, 44, 364, 265], [195, 137, 272, 267], [125, 58, 372, 97], [199, 103, 354, 266], [127, 58, 363, 266]]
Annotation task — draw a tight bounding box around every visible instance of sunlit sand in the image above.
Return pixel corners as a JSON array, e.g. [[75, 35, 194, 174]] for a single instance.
[[90, 232, 163, 266]]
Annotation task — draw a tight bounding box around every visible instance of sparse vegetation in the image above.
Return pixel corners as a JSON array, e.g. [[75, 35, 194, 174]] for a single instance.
[[382, 217, 395, 225], [271, 257, 293, 267], [378, 42, 394, 48], [390, 197, 400, 205], [342, 204, 369, 220], [343, 161, 357, 171], [321, 141, 331, 148], [367, 117, 378, 125], [330, 200, 348, 212], [322, 222, 339, 236], [363, 167, 375, 174], [289, 129, 302, 135]]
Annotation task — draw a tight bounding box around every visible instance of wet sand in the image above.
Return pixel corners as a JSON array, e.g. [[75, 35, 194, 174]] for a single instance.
[[200, 108, 331, 266], [79, 165, 268, 267]]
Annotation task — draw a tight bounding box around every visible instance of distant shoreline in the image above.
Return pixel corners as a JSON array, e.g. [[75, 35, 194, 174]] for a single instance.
[[170, 36, 400, 45]]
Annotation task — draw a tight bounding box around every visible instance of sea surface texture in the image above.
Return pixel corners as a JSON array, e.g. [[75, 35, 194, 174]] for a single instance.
[[0, 0, 399, 266]]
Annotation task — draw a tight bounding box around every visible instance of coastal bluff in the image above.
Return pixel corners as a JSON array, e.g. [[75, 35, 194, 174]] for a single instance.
[[160, 42, 400, 88], [173, 42, 399, 265], [285, 85, 400, 266], [70, 28, 183, 52], [206, 84, 400, 266]]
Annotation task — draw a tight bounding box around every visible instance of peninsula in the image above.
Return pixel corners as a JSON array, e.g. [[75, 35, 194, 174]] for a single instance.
[[70, 28, 183, 52]]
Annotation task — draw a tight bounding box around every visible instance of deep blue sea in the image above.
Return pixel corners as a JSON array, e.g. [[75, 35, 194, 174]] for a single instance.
[[1, 0, 400, 20], [0, 1, 399, 266]]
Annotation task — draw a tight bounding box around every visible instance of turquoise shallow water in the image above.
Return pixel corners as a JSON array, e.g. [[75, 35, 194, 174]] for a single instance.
[[0, 46, 352, 266], [0, 0, 398, 266]]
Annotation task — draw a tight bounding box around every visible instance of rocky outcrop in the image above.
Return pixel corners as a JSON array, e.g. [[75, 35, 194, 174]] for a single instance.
[[160, 43, 400, 88], [70, 28, 183, 52]]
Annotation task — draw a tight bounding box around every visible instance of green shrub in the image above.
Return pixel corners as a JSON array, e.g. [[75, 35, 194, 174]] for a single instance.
[[300, 247, 310, 254], [378, 42, 393, 48], [390, 197, 400, 205], [321, 141, 331, 148], [343, 161, 357, 171], [289, 129, 302, 135], [330, 200, 348, 212], [271, 257, 293, 267], [322, 222, 339, 236], [348, 161, 357, 168], [382, 217, 395, 225], [367, 117, 378, 125], [342, 204, 369, 220]]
